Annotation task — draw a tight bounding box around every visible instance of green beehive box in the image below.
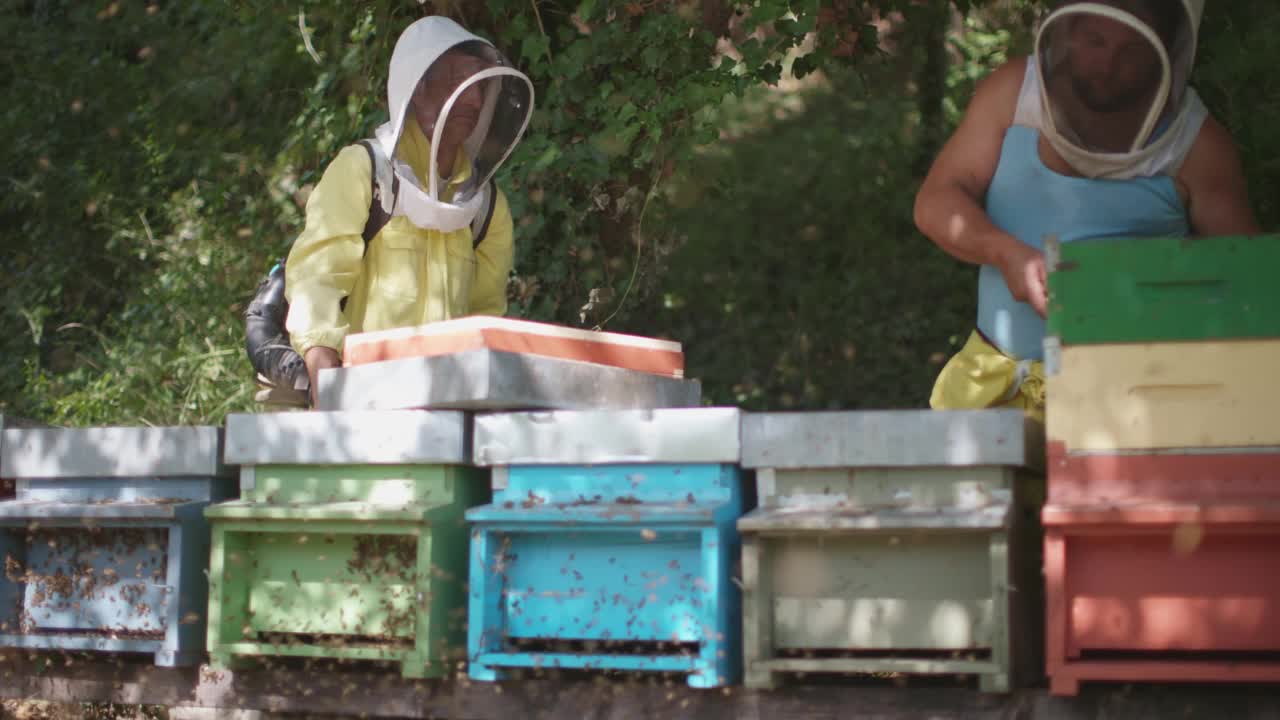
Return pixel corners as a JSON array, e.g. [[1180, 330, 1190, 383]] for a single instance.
[[1046, 234, 1280, 345], [205, 410, 487, 678]]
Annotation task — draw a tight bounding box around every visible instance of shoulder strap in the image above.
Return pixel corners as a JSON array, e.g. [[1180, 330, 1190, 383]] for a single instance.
[[358, 140, 396, 251], [470, 179, 498, 250], [1011, 56, 1041, 129]]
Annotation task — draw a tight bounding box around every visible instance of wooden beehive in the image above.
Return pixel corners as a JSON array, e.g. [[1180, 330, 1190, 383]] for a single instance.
[[466, 408, 745, 688], [1043, 234, 1280, 696], [205, 410, 486, 679], [738, 409, 1045, 693], [0, 426, 234, 666]]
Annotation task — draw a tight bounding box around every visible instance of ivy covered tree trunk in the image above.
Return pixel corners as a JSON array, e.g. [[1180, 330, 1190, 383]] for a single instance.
[[911, 1, 953, 176]]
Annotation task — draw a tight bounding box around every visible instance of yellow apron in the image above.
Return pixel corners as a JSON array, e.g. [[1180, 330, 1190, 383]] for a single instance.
[[929, 330, 1045, 423]]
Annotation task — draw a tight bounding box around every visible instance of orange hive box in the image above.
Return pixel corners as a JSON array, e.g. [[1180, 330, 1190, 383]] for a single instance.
[[341, 316, 685, 378]]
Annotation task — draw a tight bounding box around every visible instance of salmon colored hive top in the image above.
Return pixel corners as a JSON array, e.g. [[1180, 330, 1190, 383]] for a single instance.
[[341, 316, 686, 378]]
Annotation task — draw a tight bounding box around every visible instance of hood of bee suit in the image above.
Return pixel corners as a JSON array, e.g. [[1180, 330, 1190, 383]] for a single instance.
[[373, 16, 535, 231], [1033, 0, 1204, 179]]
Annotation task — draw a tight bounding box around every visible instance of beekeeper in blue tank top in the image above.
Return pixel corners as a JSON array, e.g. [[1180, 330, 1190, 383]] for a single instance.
[[914, 0, 1262, 422]]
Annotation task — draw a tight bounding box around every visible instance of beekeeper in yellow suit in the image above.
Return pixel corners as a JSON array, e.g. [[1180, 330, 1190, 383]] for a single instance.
[[284, 16, 535, 404]]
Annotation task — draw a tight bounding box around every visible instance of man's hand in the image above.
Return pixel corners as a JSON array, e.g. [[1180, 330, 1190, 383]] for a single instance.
[[303, 346, 342, 408], [996, 240, 1048, 319]]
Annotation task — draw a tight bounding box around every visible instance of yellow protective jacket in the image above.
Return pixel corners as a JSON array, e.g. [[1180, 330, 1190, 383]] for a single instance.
[[283, 119, 514, 358]]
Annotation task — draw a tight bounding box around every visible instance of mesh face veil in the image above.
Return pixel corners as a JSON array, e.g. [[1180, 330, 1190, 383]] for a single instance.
[[1033, 0, 1202, 179], [374, 17, 535, 231]]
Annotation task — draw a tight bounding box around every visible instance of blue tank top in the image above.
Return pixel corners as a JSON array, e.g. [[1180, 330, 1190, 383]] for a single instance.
[[976, 125, 1190, 360]]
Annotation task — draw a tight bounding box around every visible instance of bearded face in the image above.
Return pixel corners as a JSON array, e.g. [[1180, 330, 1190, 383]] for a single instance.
[[1063, 13, 1164, 114]]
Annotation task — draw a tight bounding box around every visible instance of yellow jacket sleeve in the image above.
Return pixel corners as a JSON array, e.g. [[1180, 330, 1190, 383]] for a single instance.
[[284, 145, 373, 357], [468, 187, 514, 317]]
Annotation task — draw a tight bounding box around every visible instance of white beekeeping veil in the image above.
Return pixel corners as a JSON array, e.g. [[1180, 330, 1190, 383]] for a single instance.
[[374, 16, 535, 231], [1034, 0, 1204, 179]]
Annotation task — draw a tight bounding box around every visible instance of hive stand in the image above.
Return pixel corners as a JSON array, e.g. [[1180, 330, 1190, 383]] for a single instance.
[[737, 409, 1045, 693], [0, 426, 233, 666], [206, 410, 486, 679], [466, 408, 745, 688]]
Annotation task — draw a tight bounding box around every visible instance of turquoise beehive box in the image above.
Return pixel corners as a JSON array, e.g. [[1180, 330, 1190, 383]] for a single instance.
[[466, 408, 745, 688]]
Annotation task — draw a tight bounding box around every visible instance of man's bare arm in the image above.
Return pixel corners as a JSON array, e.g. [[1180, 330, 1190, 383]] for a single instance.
[[1181, 116, 1263, 236], [914, 57, 1050, 317], [914, 59, 1026, 266]]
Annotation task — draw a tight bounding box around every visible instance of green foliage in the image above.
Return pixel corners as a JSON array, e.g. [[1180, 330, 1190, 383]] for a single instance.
[[1, 0, 1275, 425], [1194, 0, 1280, 229], [0, 1, 358, 425], [635, 64, 977, 410], [470, 0, 860, 323]]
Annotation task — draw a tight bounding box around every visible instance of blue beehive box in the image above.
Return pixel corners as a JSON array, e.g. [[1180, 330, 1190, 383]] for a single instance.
[[0, 426, 235, 666], [467, 408, 745, 688]]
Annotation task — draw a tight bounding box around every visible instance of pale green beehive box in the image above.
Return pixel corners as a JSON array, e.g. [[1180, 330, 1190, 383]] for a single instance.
[[205, 410, 486, 679], [738, 409, 1045, 693]]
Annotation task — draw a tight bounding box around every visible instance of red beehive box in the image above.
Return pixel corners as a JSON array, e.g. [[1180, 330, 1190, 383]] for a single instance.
[[1042, 501, 1280, 696], [342, 316, 685, 378]]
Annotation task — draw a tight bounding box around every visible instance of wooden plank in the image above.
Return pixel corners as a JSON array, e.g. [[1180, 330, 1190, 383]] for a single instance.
[[738, 504, 1010, 532], [16, 477, 227, 504], [772, 596, 996, 650], [316, 349, 702, 413], [757, 467, 1016, 510], [0, 415, 45, 494], [341, 315, 685, 377], [223, 410, 468, 466], [985, 533, 1010, 693], [740, 536, 775, 689], [476, 462, 734, 513], [1046, 660, 1280, 698], [1042, 502, 1280, 526], [1, 426, 227, 479], [472, 408, 742, 466], [237, 463, 467, 506], [7, 656, 1280, 719], [0, 633, 163, 654], [0, 499, 183, 519], [247, 581, 416, 638], [1062, 530, 1280, 652], [473, 652, 699, 673], [763, 534, 995, 651], [1047, 340, 1280, 451], [760, 657, 998, 675], [742, 409, 1043, 470], [204, 499, 445, 522], [3, 525, 171, 634], [1046, 234, 1280, 344], [1046, 441, 1280, 505]]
